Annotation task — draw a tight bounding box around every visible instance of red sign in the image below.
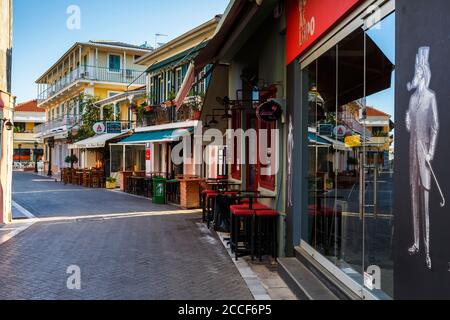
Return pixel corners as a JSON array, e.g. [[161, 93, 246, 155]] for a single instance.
[[286, 0, 362, 65], [146, 149, 151, 161]]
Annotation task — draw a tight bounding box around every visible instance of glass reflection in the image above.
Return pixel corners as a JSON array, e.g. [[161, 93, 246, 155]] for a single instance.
[[301, 12, 395, 299]]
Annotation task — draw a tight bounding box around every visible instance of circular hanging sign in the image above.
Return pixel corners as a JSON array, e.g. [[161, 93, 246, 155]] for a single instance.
[[333, 125, 348, 138], [93, 122, 106, 135], [256, 99, 283, 122]]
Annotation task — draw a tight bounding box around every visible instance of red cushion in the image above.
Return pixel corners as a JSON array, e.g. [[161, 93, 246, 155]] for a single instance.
[[231, 203, 270, 211], [256, 210, 279, 217], [206, 193, 218, 200], [230, 204, 248, 212], [202, 190, 216, 195], [231, 209, 255, 217], [224, 191, 238, 196]]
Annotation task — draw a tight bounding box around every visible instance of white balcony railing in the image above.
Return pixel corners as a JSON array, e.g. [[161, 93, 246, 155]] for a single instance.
[[38, 65, 146, 102], [34, 116, 80, 136]]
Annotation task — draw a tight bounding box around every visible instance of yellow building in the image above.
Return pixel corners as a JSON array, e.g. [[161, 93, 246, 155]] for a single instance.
[[111, 16, 220, 180], [13, 100, 45, 164], [34, 41, 152, 174]]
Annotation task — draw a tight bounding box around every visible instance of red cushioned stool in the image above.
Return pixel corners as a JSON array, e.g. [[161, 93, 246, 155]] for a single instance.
[[201, 190, 217, 223], [230, 207, 256, 261], [205, 192, 219, 228], [255, 210, 279, 261]]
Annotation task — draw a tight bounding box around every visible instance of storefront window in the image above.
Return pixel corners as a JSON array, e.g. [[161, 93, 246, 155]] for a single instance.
[[125, 145, 146, 172], [111, 145, 123, 173], [300, 12, 395, 299]]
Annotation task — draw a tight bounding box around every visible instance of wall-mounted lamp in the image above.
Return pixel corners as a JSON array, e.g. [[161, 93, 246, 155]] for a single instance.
[[2, 118, 13, 131]]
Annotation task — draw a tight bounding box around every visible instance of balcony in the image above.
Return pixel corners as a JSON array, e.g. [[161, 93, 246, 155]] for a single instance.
[[14, 132, 38, 143], [34, 115, 80, 138], [138, 103, 201, 128], [38, 66, 147, 102]]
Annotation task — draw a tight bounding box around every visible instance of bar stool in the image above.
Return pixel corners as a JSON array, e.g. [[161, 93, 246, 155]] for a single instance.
[[201, 190, 217, 223], [255, 210, 279, 261], [230, 202, 271, 211], [230, 207, 255, 261], [205, 192, 219, 228]]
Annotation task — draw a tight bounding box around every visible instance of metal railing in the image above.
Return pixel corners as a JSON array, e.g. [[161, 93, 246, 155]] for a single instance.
[[34, 115, 80, 135], [138, 104, 200, 128], [38, 65, 147, 101]]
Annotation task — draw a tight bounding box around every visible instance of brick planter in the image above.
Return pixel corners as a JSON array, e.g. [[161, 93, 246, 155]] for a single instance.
[[179, 179, 201, 209]]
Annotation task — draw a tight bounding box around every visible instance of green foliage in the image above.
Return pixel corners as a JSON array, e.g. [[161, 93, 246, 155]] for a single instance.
[[65, 154, 78, 164], [73, 94, 114, 142], [132, 100, 151, 125], [168, 91, 176, 101], [106, 177, 117, 183]]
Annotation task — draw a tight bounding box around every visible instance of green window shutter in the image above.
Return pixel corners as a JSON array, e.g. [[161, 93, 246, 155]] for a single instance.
[[181, 64, 187, 78], [109, 55, 121, 72]]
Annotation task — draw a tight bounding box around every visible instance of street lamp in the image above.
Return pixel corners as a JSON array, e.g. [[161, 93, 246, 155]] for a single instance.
[[34, 141, 39, 173], [1, 118, 13, 131], [18, 144, 22, 164], [47, 137, 55, 177]]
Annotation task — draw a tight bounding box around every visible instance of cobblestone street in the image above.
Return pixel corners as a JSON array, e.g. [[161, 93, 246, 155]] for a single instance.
[[0, 172, 254, 300]]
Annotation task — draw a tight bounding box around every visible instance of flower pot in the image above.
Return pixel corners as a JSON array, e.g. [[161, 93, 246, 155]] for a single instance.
[[106, 181, 117, 189], [192, 110, 201, 120]]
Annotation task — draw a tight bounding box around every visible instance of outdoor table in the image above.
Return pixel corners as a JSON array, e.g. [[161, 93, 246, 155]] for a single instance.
[[206, 181, 242, 192], [129, 176, 145, 195]]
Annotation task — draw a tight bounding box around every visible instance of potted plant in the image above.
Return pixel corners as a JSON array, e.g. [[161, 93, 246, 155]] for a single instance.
[[188, 93, 203, 120], [106, 177, 117, 189], [64, 155, 78, 168], [165, 91, 176, 107]]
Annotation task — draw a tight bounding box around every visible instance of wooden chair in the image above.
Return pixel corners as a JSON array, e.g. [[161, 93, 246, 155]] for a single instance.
[[83, 172, 93, 188], [91, 172, 105, 188], [71, 170, 81, 185]]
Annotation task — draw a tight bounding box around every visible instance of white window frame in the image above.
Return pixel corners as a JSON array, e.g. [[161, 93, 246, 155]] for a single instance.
[[175, 67, 183, 94]]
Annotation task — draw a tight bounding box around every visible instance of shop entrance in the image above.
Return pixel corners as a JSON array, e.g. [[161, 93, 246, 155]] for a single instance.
[[300, 8, 395, 299]]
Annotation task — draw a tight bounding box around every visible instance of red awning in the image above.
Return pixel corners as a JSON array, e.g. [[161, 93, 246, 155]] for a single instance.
[[175, 63, 195, 111]]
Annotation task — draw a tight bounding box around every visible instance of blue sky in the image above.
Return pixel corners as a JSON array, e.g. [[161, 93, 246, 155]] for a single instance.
[[366, 12, 395, 120], [12, 0, 229, 103]]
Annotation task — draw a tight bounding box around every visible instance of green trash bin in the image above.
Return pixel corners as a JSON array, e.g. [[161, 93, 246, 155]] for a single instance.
[[152, 177, 167, 204]]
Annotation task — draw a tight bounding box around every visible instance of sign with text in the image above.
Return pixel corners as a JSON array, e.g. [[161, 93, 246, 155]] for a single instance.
[[106, 122, 122, 134], [146, 143, 152, 176], [286, 0, 362, 65], [344, 135, 361, 148]]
